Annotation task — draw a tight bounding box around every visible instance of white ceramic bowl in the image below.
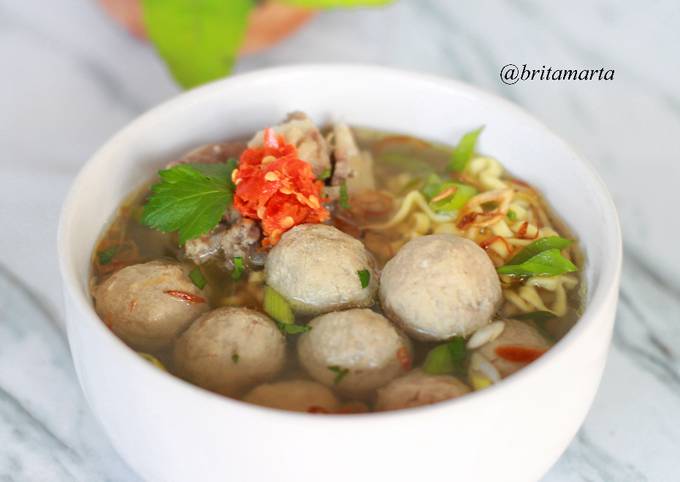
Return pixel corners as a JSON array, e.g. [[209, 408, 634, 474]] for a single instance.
[[58, 65, 621, 482]]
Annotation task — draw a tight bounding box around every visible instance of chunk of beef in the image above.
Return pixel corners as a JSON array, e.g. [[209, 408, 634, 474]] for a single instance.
[[330, 123, 376, 194], [184, 226, 227, 265], [221, 218, 264, 268]]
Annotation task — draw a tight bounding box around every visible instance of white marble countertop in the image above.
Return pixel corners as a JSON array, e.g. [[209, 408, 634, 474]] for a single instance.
[[1, 0, 679, 480]]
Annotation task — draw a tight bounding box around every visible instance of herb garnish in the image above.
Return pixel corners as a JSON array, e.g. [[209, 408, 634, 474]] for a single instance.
[[423, 337, 467, 375], [449, 126, 484, 172], [319, 167, 332, 180], [497, 249, 577, 277], [358, 269, 370, 289], [264, 286, 295, 325], [97, 246, 118, 265], [141, 161, 237, 244], [231, 256, 245, 281], [277, 322, 312, 335], [506, 236, 573, 265], [339, 182, 350, 209], [231, 353, 240, 364], [189, 266, 207, 289], [328, 365, 349, 384]]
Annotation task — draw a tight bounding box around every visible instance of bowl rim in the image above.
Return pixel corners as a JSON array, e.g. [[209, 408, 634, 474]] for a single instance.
[[58, 63, 622, 422]]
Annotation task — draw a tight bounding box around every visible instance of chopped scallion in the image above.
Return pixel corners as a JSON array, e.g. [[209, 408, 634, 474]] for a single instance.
[[497, 248, 577, 277], [339, 182, 350, 209], [231, 256, 245, 281], [507, 236, 573, 265], [97, 246, 118, 265], [328, 365, 349, 384], [277, 322, 311, 335], [423, 337, 467, 375], [449, 126, 484, 172], [189, 266, 207, 289], [263, 286, 295, 325], [358, 269, 370, 289]]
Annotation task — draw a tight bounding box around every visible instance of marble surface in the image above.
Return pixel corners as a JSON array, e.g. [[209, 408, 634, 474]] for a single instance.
[[1, 0, 679, 480]]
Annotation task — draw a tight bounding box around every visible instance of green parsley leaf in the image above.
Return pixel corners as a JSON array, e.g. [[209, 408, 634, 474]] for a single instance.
[[339, 182, 350, 209], [277, 322, 312, 335], [507, 210, 518, 221], [97, 246, 118, 265], [507, 236, 573, 265], [358, 269, 370, 289], [142, 0, 252, 88], [189, 266, 207, 289], [140, 162, 236, 244], [231, 353, 239, 364], [231, 256, 245, 281], [264, 286, 295, 325], [497, 248, 578, 277], [328, 365, 349, 384], [449, 126, 484, 172]]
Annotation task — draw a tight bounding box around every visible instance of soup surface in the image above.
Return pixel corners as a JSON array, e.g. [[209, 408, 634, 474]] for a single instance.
[[91, 113, 583, 414]]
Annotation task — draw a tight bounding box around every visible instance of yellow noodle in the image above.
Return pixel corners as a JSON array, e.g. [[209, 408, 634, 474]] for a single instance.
[[490, 219, 514, 237], [467, 156, 507, 190], [366, 190, 455, 230]]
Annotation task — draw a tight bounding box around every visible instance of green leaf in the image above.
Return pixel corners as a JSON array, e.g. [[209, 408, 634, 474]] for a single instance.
[[497, 248, 578, 277], [142, 0, 253, 88], [339, 182, 350, 209], [423, 337, 467, 375], [97, 246, 118, 265], [264, 286, 295, 325], [231, 353, 240, 364], [231, 256, 245, 281], [278, 0, 392, 7], [278, 322, 311, 335], [449, 126, 484, 172], [189, 266, 207, 289], [357, 269, 370, 289], [508, 236, 573, 265], [507, 209, 518, 221], [141, 162, 235, 244], [328, 365, 349, 384]]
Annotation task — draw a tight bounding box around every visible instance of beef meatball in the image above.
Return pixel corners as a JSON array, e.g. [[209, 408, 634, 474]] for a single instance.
[[297, 309, 411, 398], [375, 370, 471, 411], [265, 224, 378, 315], [174, 307, 285, 396], [379, 234, 502, 341], [243, 380, 340, 413], [94, 260, 209, 351], [475, 319, 550, 378]]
